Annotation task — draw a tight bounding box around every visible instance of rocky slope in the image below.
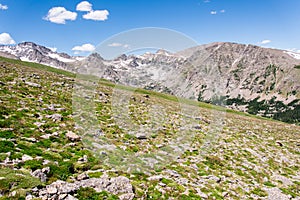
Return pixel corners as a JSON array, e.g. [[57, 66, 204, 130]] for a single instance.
[[0, 42, 84, 69], [1, 42, 300, 123], [72, 42, 300, 123], [0, 56, 300, 199]]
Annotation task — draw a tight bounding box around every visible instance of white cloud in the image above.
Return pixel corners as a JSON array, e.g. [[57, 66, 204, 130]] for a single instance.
[[76, 1, 92, 12], [108, 43, 130, 49], [44, 7, 77, 24], [83, 10, 109, 21], [210, 11, 217, 15], [72, 43, 95, 53], [260, 40, 271, 44], [123, 44, 130, 49], [204, 0, 211, 3], [108, 43, 122, 47], [220, 9, 225, 13], [0, 33, 16, 45], [0, 3, 8, 10]]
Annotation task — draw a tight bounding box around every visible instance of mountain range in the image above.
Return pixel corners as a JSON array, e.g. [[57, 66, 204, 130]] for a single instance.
[[1, 41, 300, 123]]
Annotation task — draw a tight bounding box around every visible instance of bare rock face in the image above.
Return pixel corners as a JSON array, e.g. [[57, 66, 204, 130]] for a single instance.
[[73, 42, 300, 108], [0, 42, 74, 69]]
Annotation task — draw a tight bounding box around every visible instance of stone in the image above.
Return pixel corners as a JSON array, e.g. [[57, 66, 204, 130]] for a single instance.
[[43, 160, 50, 165], [40, 134, 51, 139], [147, 175, 163, 181], [119, 193, 135, 200], [25, 81, 41, 88], [206, 175, 221, 183], [136, 134, 147, 140], [64, 194, 78, 200], [66, 131, 80, 141], [42, 167, 50, 174], [22, 137, 37, 142], [22, 154, 33, 162], [25, 195, 33, 200], [36, 176, 133, 199], [106, 176, 133, 195], [47, 113, 62, 122], [164, 169, 181, 178], [10, 191, 17, 197], [77, 173, 89, 181], [193, 125, 202, 130], [78, 155, 88, 162], [266, 187, 290, 200], [46, 186, 57, 194], [272, 175, 293, 186], [58, 194, 68, 200], [31, 168, 49, 182]]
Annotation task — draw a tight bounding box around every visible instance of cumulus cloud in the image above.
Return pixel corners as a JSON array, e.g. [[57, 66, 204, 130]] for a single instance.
[[108, 43, 130, 49], [44, 7, 77, 24], [0, 33, 16, 45], [83, 10, 109, 21], [0, 3, 8, 10], [210, 11, 217, 15], [76, 1, 92, 12], [260, 40, 271, 44], [72, 43, 95, 53], [220, 9, 225, 13]]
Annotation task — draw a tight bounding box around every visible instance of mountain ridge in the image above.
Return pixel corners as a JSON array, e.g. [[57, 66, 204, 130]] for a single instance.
[[1, 41, 300, 123]]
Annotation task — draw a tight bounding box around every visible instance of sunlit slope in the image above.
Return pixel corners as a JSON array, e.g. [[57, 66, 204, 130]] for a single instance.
[[0, 56, 299, 199]]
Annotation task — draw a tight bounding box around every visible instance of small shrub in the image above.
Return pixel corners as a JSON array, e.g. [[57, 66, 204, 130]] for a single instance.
[[264, 181, 276, 187], [0, 167, 41, 194], [17, 143, 43, 156], [204, 155, 223, 169], [0, 130, 15, 139], [294, 65, 300, 69], [77, 187, 119, 200], [0, 140, 14, 153], [22, 159, 43, 171], [48, 161, 74, 181], [251, 188, 267, 197]]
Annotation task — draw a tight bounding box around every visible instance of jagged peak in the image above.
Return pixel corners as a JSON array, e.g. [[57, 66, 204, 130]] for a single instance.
[[87, 52, 104, 60], [156, 49, 172, 56]]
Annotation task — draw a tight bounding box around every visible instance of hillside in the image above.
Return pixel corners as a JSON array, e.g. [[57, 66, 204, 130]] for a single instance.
[[0, 57, 299, 199], [1, 42, 300, 124]]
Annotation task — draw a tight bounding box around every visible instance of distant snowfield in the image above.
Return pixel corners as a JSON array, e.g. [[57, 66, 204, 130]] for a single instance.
[[284, 51, 300, 60], [48, 53, 75, 63]]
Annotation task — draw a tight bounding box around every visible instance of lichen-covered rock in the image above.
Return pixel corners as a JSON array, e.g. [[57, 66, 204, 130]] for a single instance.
[[31, 167, 50, 182], [66, 131, 80, 141], [37, 176, 133, 199]]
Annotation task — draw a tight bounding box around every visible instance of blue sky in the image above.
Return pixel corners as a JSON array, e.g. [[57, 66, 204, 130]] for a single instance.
[[0, 0, 300, 55]]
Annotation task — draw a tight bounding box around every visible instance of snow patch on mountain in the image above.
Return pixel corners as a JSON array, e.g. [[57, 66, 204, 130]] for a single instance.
[[48, 53, 75, 63], [284, 51, 300, 60]]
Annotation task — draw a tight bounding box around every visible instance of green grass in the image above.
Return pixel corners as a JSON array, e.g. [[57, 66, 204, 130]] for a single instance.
[[0, 56, 75, 77], [251, 188, 268, 197], [0, 167, 42, 194], [77, 187, 119, 200], [0, 140, 14, 153], [0, 55, 300, 199]]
